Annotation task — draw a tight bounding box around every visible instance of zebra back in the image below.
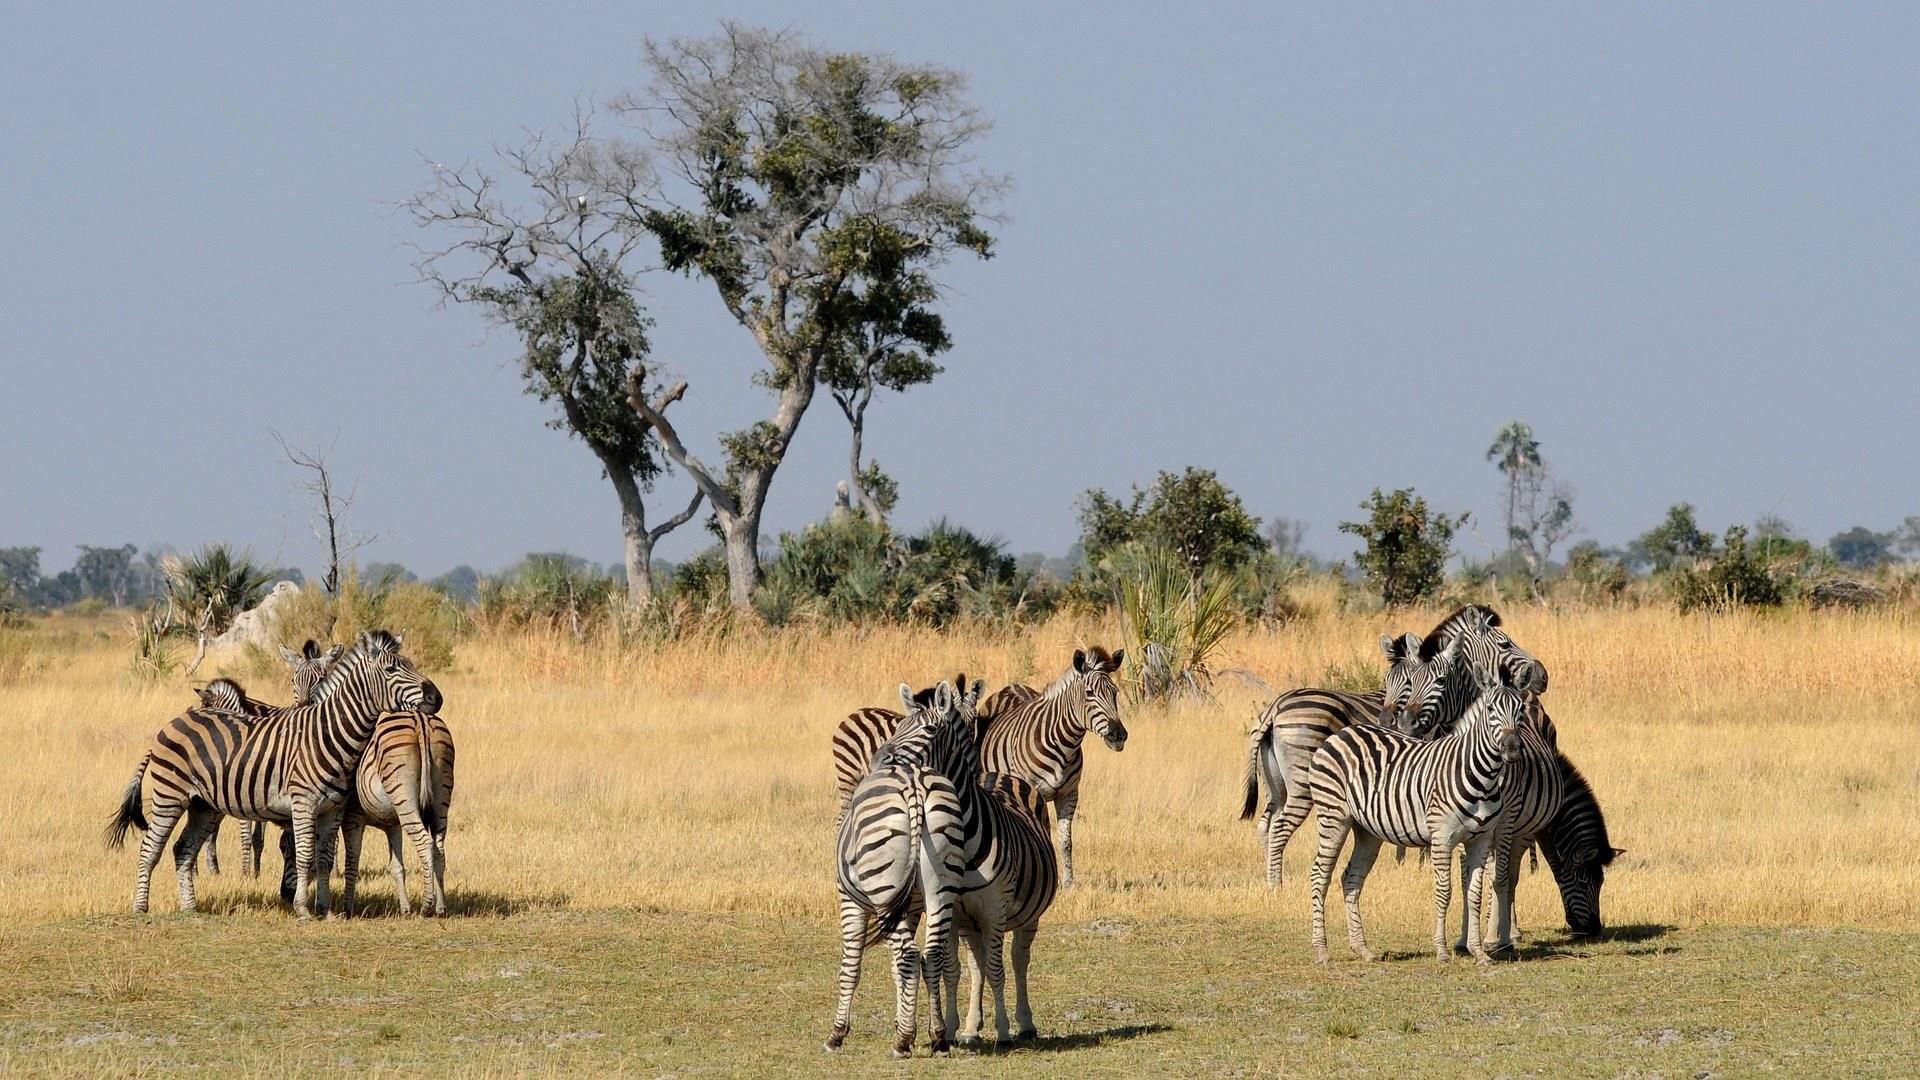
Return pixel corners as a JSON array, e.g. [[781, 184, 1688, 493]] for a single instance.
[[976, 648, 1126, 802]]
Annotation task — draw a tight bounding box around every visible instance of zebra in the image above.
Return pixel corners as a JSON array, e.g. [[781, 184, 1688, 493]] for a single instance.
[[830, 648, 1123, 887], [104, 629, 440, 920], [1241, 605, 1544, 885], [205, 641, 345, 881], [337, 709, 455, 917], [827, 680, 973, 1056], [1307, 649, 1531, 964]]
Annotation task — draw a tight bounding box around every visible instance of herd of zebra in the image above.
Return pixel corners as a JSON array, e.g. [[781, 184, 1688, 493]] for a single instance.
[[824, 607, 1621, 1055], [103, 630, 455, 921]]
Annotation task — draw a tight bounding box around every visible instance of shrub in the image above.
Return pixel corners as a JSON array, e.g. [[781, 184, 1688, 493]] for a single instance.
[[160, 545, 275, 634], [1672, 527, 1783, 612], [266, 573, 459, 671], [1113, 543, 1239, 702], [1339, 488, 1467, 607]]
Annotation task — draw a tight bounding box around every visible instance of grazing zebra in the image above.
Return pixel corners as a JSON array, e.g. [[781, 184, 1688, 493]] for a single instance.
[[830, 648, 1123, 887], [1307, 651, 1529, 964], [1537, 753, 1622, 937], [1241, 605, 1544, 885], [828, 680, 973, 1056], [337, 709, 455, 916], [104, 630, 440, 920]]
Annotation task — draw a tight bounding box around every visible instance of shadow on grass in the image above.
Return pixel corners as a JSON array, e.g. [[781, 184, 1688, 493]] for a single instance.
[[197, 887, 568, 919], [1014, 1023, 1175, 1052]]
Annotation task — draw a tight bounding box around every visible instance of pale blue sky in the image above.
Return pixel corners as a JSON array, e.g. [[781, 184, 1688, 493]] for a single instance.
[[4, 4, 1915, 578]]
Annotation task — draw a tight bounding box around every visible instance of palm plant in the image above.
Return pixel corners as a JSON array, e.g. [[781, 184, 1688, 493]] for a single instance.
[[1112, 543, 1240, 702], [160, 544, 274, 635]]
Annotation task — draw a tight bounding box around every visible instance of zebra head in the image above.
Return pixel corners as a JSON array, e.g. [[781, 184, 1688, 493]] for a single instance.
[[278, 639, 345, 705], [1073, 647, 1128, 751], [886, 679, 976, 777], [1541, 839, 1621, 938], [1424, 604, 1548, 697], [1458, 648, 1527, 763], [1379, 631, 1454, 734], [309, 629, 441, 713]]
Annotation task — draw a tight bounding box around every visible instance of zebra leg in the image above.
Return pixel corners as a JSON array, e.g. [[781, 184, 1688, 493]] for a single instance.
[[430, 822, 448, 916], [1309, 810, 1351, 964], [1269, 779, 1314, 888], [133, 800, 184, 914], [277, 826, 296, 904], [921, 901, 956, 1054], [289, 797, 318, 921], [313, 809, 343, 919], [1010, 926, 1038, 1041], [1430, 839, 1455, 962], [983, 926, 1011, 1047], [886, 918, 921, 1058], [242, 820, 263, 879], [384, 825, 412, 916], [172, 801, 222, 914], [1339, 832, 1384, 961], [202, 817, 221, 875], [1460, 834, 1495, 965], [339, 817, 366, 916], [1490, 834, 1524, 955], [1054, 791, 1078, 888], [824, 895, 865, 1052], [959, 927, 986, 1044], [1454, 858, 1473, 954]]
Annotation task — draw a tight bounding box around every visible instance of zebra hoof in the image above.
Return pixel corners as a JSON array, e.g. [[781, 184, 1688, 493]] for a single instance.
[[891, 1046, 912, 1059], [1016, 1028, 1038, 1044]]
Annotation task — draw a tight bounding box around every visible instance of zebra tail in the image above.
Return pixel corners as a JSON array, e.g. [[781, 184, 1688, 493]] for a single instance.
[[865, 776, 924, 949], [1528, 842, 1538, 875], [104, 754, 150, 849], [1238, 730, 1261, 821], [414, 713, 437, 828]]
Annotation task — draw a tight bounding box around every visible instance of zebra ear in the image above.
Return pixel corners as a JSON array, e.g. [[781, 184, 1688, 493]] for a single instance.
[[1072, 649, 1088, 674], [1380, 634, 1401, 660], [1108, 649, 1124, 670], [934, 681, 955, 715], [899, 683, 916, 712], [1469, 648, 1499, 690], [278, 645, 301, 665], [324, 644, 345, 664], [1440, 634, 1462, 667]]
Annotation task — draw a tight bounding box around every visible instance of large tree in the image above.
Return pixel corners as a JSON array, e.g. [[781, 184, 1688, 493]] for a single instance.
[[404, 114, 702, 607], [1076, 467, 1265, 573], [613, 23, 1002, 609]]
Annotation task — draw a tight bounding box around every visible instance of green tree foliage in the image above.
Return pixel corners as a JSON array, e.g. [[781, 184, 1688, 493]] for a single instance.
[[1673, 526, 1784, 612], [0, 548, 42, 607], [1827, 526, 1891, 570], [1486, 420, 1576, 580], [1562, 541, 1630, 601], [752, 515, 1040, 627], [1076, 468, 1265, 573], [616, 24, 1002, 608], [1339, 488, 1467, 606], [1631, 503, 1715, 572]]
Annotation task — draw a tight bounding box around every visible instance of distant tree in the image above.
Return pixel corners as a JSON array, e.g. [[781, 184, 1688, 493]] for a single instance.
[[404, 111, 703, 608], [1339, 488, 1468, 606], [429, 565, 482, 603], [1631, 503, 1715, 572], [1077, 468, 1264, 573], [363, 562, 418, 588], [1266, 516, 1311, 563], [1674, 527, 1783, 612], [616, 23, 1003, 608], [271, 431, 386, 598], [1563, 540, 1629, 601], [75, 544, 138, 606], [1827, 526, 1892, 570], [1486, 420, 1576, 581], [0, 547, 42, 602], [822, 316, 946, 524], [1891, 516, 1920, 561]]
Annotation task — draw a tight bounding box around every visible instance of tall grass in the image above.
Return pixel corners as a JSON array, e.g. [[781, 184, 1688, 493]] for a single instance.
[[2, 603, 1917, 934]]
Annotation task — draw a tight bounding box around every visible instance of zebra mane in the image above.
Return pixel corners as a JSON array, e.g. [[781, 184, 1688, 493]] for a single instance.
[[1559, 754, 1617, 866], [304, 631, 393, 702], [1419, 604, 1502, 661]]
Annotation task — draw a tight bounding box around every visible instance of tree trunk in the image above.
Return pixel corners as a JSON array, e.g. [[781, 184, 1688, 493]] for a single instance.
[[846, 412, 884, 525], [623, 511, 656, 609], [722, 510, 761, 611]]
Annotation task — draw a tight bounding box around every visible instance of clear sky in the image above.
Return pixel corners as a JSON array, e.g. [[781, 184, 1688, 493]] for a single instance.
[[4, 4, 1915, 579]]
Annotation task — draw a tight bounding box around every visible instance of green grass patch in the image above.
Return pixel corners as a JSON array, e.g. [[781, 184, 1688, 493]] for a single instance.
[[0, 912, 1915, 1075]]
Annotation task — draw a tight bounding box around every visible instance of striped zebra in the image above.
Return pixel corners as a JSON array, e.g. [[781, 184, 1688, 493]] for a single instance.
[[337, 709, 455, 917], [1241, 605, 1544, 885], [830, 648, 1123, 887], [1307, 650, 1530, 964], [828, 680, 974, 1056], [104, 630, 440, 920], [948, 769, 1058, 1046], [213, 641, 344, 881]]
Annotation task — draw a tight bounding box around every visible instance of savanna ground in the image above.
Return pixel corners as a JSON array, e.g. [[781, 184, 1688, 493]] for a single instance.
[[2, 601, 1918, 1076]]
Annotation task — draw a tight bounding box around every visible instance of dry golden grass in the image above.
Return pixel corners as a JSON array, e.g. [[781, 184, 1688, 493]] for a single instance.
[[5, 598, 1918, 934]]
